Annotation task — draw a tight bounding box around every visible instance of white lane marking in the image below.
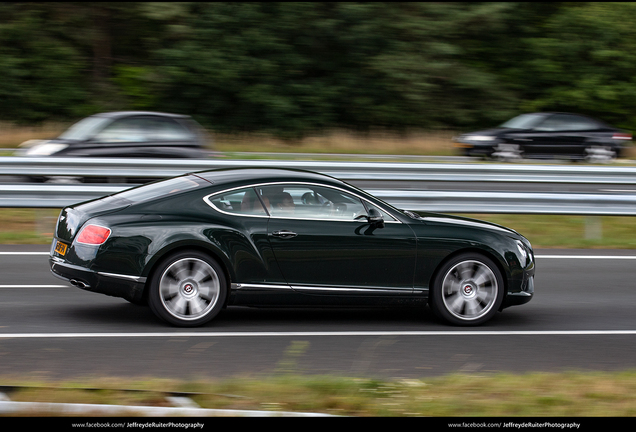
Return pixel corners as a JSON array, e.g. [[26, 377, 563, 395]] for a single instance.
[[4, 252, 636, 259], [0, 252, 634, 291], [0, 285, 68, 288], [0, 252, 50, 255], [2, 330, 636, 338], [1, 252, 634, 290], [536, 255, 636, 259]]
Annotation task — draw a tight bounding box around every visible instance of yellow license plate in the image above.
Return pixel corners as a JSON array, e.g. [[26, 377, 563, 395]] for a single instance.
[[54, 241, 68, 256]]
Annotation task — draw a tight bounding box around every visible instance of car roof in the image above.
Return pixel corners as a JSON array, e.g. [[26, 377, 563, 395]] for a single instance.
[[91, 111, 191, 119], [520, 112, 583, 117], [527, 112, 601, 120], [513, 112, 615, 126], [195, 168, 346, 188]]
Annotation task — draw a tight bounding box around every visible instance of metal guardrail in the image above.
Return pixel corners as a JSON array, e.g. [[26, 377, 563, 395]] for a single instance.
[[2, 184, 636, 215], [1, 156, 636, 214], [2, 156, 636, 183]]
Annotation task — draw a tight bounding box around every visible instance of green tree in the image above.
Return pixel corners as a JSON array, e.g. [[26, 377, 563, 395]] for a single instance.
[[5, 2, 636, 138], [515, 2, 636, 130], [0, 3, 89, 122], [147, 2, 524, 136]]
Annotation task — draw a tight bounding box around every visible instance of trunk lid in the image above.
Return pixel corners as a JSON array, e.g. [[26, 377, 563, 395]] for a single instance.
[[55, 195, 131, 242]]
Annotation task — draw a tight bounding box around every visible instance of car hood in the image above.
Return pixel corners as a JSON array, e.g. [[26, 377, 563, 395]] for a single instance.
[[411, 212, 522, 236]]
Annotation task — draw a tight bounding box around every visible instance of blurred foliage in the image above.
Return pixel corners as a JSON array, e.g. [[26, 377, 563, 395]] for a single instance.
[[1, 2, 635, 136], [8, 371, 636, 416]]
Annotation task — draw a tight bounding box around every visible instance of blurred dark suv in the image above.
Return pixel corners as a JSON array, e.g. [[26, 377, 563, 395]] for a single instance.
[[17, 111, 209, 159], [454, 112, 632, 162]]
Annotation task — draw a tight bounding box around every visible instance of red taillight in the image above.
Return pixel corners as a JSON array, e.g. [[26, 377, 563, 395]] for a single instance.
[[76, 224, 111, 245], [612, 133, 632, 140]]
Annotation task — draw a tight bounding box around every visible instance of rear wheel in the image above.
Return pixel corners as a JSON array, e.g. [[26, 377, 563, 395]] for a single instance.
[[148, 251, 227, 327], [585, 145, 616, 163], [429, 253, 504, 326]]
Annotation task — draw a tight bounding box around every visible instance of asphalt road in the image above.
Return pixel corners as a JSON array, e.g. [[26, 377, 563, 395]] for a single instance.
[[1, 245, 636, 380]]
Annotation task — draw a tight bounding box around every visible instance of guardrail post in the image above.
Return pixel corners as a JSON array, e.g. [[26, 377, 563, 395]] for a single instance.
[[584, 216, 603, 240], [35, 209, 56, 238]]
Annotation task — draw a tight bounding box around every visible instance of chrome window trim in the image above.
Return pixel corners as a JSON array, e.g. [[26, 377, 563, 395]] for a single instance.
[[203, 181, 401, 224], [203, 185, 268, 219]]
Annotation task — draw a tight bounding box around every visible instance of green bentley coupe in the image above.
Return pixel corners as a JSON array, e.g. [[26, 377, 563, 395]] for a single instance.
[[49, 168, 535, 327]]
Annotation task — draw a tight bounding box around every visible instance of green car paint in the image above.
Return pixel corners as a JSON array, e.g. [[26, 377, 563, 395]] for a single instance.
[[50, 168, 534, 326]]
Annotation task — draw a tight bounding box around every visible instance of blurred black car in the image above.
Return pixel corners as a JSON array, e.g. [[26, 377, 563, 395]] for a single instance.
[[18, 111, 209, 159], [454, 112, 632, 162], [16, 111, 210, 183]]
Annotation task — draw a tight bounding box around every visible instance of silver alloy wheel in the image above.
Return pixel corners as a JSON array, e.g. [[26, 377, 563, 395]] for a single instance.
[[585, 146, 615, 163], [441, 259, 498, 321], [158, 257, 221, 321], [493, 143, 522, 161]]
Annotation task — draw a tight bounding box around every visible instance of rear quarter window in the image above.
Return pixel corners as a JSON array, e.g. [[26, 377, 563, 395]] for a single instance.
[[114, 176, 205, 203]]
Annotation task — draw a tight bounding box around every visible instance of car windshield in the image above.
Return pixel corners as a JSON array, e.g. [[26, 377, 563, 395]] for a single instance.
[[499, 114, 546, 130], [58, 116, 111, 141]]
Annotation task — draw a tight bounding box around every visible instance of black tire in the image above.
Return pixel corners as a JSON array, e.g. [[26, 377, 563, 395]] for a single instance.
[[429, 253, 504, 326], [148, 250, 227, 327]]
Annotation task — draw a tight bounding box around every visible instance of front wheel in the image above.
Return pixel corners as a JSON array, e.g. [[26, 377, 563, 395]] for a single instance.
[[492, 143, 523, 161], [148, 251, 227, 327], [429, 253, 504, 326]]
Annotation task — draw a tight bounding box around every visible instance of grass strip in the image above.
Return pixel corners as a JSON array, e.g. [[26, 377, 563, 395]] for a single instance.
[[2, 371, 636, 416], [1, 209, 634, 249]]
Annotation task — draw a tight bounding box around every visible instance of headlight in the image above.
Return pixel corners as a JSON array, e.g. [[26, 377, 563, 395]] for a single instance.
[[25, 143, 68, 156], [464, 135, 496, 141]]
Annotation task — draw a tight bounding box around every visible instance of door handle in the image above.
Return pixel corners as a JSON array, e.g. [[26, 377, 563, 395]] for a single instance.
[[272, 230, 297, 239]]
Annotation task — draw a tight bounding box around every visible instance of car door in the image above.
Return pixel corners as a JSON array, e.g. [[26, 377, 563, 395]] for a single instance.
[[518, 115, 559, 157], [525, 114, 588, 158], [263, 183, 417, 295], [552, 114, 603, 158]]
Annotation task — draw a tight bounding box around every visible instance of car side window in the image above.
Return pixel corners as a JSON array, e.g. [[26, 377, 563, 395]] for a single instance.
[[534, 114, 598, 132], [555, 114, 599, 131], [93, 117, 193, 143], [142, 117, 194, 141], [208, 187, 269, 216], [259, 185, 368, 220], [94, 118, 148, 142]]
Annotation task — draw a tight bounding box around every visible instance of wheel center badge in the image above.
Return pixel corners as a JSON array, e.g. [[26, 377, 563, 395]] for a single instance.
[[463, 285, 473, 295], [184, 283, 194, 294]]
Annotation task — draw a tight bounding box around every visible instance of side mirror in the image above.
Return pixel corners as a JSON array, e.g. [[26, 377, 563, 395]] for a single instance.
[[368, 208, 384, 227], [356, 208, 385, 228]]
